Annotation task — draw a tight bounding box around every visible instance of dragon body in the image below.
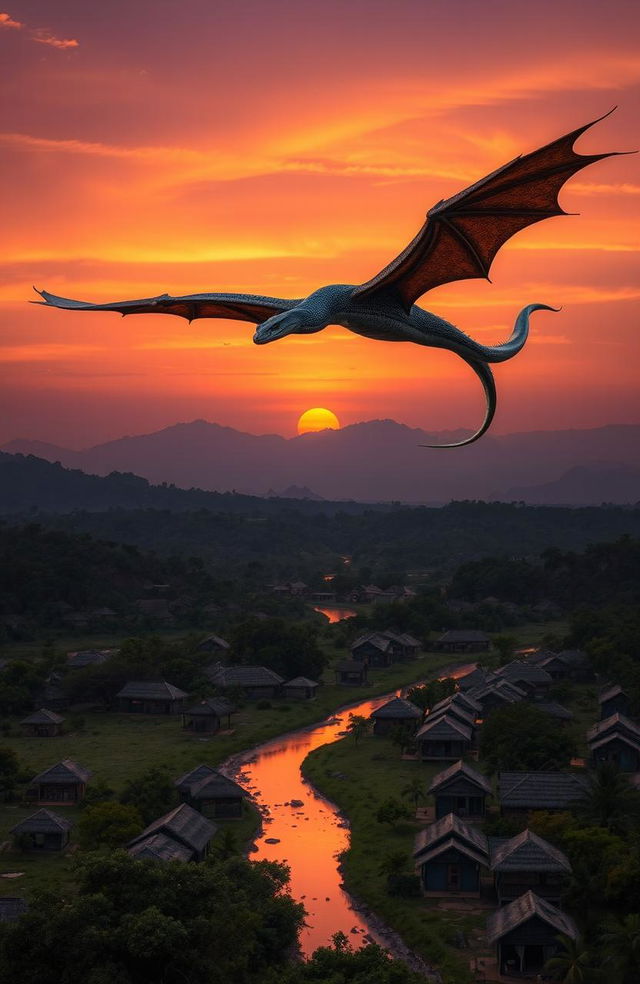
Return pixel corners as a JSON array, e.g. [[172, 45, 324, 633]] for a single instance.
[[35, 111, 625, 446]]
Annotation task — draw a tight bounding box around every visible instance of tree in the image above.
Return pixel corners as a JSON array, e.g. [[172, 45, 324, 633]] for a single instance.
[[0, 851, 304, 984], [376, 798, 412, 828], [480, 704, 576, 773], [77, 802, 143, 850], [346, 714, 369, 746], [400, 778, 425, 812], [577, 763, 640, 835], [543, 934, 596, 983], [493, 633, 517, 666], [600, 913, 640, 984], [119, 767, 176, 824]]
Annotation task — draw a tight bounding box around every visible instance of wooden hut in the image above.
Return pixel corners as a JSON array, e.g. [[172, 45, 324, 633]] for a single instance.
[[381, 631, 421, 660], [489, 829, 571, 905], [587, 713, 640, 772], [127, 803, 216, 862], [117, 680, 188, 714], [27, 759, 91, 805], [495, 661, 553, 696], [20, 708, 64, 738], [598, 684, 630, 720], [282, 677, 319, 700], [486, 891, 578, 979], [334, 660, 368, 686], [11, 809, 72, 851], [413, 814, 489, 896], [182, 697, 234, 734], [196, 634, 230, 655], [175, 765, 248, 818], [128, 833, 193, 862], [498, 771, 589, 816], [350, 632, 393, 668], [415, 715, 473, 761], [370, 696, 422, 736], [205, 665, 284, 699], [428, 761, 492, 820]]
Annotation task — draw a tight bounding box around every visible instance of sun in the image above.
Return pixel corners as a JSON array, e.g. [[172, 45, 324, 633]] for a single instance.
[[297, 407, 341, 435]]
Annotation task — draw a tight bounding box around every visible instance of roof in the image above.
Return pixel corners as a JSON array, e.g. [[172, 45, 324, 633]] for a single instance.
[[490, 830, 571, 872], [207, 665, 284, 687], [116, 680, 188, 700], [371, 697, 422, 720], [416, 714, 473, 742], [10, 809, 73, 835], [30, 759, 91, 785], [415, 836, 489, 869], [128, 833, 193, 862], [67, 649, 112, 667], [175, 764, 217, 790], [486, 891, 578, 945], [496, 662, 553, 685], [598, 684, 627, 704], [351, 632, 391, 653], [427, 703, 476, 728], [184, 697, 235, 717], [335, 660, 367, 673], [175, 764, 247, 800], [20, 708, 64, 725], [413, 813, 488, 860], [283, 677, 319, 688], [456, 667, 489, 691], [498, 771, 589, 810], [129, 803, 216, 854], [590, 731, 640, 753], [0, 898, 28, 922], [428, 760, 492, 796], [437, 630, 491, 643], [197, 634, 230, 649], [587, 713, 640, 744]]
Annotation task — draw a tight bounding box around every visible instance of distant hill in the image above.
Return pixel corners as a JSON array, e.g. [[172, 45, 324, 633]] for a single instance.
[[501, 464, 640, 505], [4, 418, 640, 504]]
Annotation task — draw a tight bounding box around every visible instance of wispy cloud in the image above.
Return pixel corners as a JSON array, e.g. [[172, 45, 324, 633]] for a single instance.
[[0, 11, 22, 29]]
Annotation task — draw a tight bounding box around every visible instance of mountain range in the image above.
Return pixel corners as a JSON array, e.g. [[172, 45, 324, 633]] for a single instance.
[[4, 419, 640, 504]]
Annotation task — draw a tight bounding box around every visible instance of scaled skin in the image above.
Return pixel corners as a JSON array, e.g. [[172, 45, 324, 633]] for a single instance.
[[35, 113, 624, 447]]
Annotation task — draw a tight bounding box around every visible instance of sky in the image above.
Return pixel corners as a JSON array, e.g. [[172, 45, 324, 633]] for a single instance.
[[1, 0, 639, 446]]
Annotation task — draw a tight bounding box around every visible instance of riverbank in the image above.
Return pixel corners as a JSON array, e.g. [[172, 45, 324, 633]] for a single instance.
[[302, 733, 478, 984]]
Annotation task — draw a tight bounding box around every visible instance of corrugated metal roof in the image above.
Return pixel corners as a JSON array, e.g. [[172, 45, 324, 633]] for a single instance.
[[414, 813, 488, 859], [30, 759, 91, 785], [416, 715, 473, 741], [129, 803, 216, 853], [414, 836, 488, 869], [371, 697, 422, 719], [429, 760, 492, 795], [10, 809, 73, 835], [490, 830, 571, 872], [486, 890, 577, 944], [498, 771, 588, 809], [116, 680, 188, 700]]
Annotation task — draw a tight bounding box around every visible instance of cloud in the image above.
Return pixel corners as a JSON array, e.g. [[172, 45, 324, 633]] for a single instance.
[[0, 11, 22, 29], [32, 31, 79, 50]]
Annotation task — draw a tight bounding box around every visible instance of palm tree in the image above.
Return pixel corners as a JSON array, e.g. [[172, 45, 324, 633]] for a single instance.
[[578, 763, 640, 834], [543, 934, 597, 983], [600, 913, 640, 984], [400, 777, 426, 812], [346, 714, 368, 746]]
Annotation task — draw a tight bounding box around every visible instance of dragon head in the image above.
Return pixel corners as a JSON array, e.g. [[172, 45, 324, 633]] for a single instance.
[[253, 308, 324, 345]]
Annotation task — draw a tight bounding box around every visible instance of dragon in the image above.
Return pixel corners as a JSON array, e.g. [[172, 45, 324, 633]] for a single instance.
[[34, 110, 625, 447]]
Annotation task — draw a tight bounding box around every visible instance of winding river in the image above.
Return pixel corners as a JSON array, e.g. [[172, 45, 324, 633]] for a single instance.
[[227, 661, 476, 956]]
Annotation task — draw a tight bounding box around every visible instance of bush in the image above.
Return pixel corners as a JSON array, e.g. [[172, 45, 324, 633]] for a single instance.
[[256, 699, 272, 710], [387, 873, 421, 897]]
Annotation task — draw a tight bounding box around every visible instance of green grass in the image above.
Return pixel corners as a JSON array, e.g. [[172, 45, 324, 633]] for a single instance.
[[302, 735, 478, 984]]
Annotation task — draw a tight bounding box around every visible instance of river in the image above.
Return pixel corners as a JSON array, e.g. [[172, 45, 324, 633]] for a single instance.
[[226, 660, 476, 956]]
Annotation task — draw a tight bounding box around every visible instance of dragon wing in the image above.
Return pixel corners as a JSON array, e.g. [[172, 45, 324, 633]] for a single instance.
[[33, 288, 302, 324], [353, 110, 624, 311]]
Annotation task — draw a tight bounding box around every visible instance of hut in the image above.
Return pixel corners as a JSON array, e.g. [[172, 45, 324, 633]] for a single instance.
[[20, 708, 64, 738], [489, 829, 571, 905], [455, 666, 489, 692], [428, 761, 492, 820], [334, 660, 368, 686], [415, 714, 473, 761], [434, 630, 491, 654], [117, 680, 188, 715], [205, 665, 284, 699], [587, 713, 640, 772], [598, 684, 630, 720], [486, 891, 578, 978], [350, 632, 393, 668], [381, 631, 422, 660], [282, 677, 319, 700], [431, 692, 481, 719], [468, 679, 526, 715], [11, 809, 72, 851], [427, 702, 476, 733], [66, 649, 113, 669], [196, 634, 230, 655], [182, 698, 234, 734], [176, 765, 248, 818], [498, 771, 589, 816], [128, 833, 193, 862], [495, 661, 553, 696], [370, 697, 422, 736], [127, 803, 216, 862], [27, 759, 91, 805], [413, 814, 489, 896]]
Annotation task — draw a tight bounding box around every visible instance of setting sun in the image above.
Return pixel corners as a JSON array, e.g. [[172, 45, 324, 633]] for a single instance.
[[297, 408, 341, 435]]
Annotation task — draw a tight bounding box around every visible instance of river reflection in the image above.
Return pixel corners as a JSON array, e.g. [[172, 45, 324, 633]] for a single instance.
[[313, 606, 357, 623], [232, 662, 476, 954]]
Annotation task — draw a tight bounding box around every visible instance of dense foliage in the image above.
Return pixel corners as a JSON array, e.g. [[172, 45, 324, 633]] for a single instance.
[[479, 704, 576, 773]]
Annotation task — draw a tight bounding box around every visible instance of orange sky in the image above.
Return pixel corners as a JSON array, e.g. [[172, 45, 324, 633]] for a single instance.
[[1, 0, 639, 446]]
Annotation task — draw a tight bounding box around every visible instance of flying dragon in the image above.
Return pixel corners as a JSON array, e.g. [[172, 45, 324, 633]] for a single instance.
[[34, 111, 625, 447]]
